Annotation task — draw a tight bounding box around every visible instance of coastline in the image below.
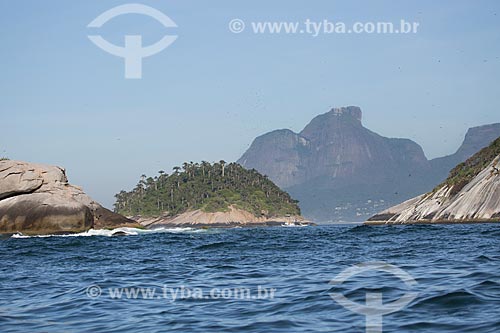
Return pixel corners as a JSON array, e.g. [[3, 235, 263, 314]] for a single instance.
[[364, 219, 500, 226], [149, 220, 315, 229], [132, 206, 312, 229]]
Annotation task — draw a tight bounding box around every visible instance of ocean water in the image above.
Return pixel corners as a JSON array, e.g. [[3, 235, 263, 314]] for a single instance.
[[0, 224, 499, 333]]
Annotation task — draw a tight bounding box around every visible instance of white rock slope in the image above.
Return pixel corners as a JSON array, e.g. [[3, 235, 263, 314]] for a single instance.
[[367, 155, 500, 223]]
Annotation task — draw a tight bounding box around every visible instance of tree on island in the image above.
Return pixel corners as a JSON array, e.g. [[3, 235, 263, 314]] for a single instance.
[[114, 161, 300, 218]]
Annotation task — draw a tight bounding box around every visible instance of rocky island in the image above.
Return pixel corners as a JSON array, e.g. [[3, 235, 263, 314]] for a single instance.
[[114, 161, 308, 228], [0, 160, 140, 235], [366, 137, 500, 224]]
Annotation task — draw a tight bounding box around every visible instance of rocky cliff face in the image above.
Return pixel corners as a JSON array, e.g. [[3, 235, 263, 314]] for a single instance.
[[367, 150, 500, 224], [236, 129, 306, 188], [0, 160, 138, 234]]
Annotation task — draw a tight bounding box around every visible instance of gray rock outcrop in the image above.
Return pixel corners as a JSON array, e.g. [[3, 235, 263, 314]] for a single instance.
[[0, 160, 138, 234]]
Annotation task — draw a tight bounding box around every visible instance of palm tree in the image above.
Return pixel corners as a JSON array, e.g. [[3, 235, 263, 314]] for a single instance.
[[157, 170, 166, 188], [199, 161, 206, 177], [220, 160, 226, 177]]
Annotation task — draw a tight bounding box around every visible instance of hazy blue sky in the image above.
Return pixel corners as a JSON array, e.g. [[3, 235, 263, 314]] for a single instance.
[[1, 0, 500, 208]]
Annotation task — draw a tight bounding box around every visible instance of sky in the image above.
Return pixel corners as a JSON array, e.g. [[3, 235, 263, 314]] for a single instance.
[[1, 0, 500, 208]]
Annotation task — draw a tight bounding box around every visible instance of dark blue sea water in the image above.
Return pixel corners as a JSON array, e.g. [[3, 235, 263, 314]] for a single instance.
[[1, 224, 499, 333]]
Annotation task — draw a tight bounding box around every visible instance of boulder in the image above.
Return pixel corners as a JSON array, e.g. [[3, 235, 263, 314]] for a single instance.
[[0, 193, 93, 234], [0, 160, 139, 234], [0, 161, 45, 200]]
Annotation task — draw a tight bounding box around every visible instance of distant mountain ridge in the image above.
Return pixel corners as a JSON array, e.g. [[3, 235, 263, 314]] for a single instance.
[[237, 106, 500, 222], [430, 123, 500, 180]]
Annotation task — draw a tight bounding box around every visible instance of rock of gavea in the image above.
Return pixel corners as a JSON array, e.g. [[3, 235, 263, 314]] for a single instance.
[[238, 106, 433, 221], [0, 160, 139, 234], [367, 149, 500, 224]]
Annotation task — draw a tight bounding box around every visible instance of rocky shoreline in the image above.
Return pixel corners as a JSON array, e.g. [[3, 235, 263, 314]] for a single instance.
[[133, 206, 312, 229], [151, 221, 312, 229], [365, 219, 499, 225], [0, 160, 311, 235]]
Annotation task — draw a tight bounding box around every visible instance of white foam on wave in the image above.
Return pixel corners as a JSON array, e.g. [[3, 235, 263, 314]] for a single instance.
[[10, 226, 204, 239], [280, 223, 309, 228]]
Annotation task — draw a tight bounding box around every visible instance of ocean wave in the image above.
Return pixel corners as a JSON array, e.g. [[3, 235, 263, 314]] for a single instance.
[[409, 290, 487, 310], [195, 241, 238, 250], [10, 227, 204, 239], [280, 223, 309, 228]]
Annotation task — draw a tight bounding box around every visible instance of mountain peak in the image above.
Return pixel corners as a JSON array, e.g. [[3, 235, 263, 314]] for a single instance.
[[299, 106, 365, 142], [431, 123, 500, 177], [327, 106, 362, 123], [459, 123, 500, 157]]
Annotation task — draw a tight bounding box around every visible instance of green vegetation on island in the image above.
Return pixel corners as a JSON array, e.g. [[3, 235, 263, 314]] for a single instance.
[[114, 161, 301, 218], [438, 136, 500, 195]]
